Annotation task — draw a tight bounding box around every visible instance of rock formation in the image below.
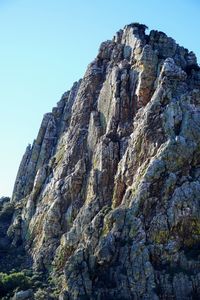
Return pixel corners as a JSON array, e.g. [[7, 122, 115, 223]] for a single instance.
[[1, 23, 200, 299]]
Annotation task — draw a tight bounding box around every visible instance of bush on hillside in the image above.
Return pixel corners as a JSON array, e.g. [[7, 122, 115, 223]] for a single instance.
[[0, 202, 14, 222], [0, 272, 31, 297]]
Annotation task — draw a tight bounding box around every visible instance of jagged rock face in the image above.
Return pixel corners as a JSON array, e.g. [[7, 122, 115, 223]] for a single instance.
[[9, 23, 200, 299]]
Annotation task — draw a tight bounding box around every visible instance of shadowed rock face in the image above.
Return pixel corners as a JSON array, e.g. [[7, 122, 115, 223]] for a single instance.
[[5, 23, 200, 299]]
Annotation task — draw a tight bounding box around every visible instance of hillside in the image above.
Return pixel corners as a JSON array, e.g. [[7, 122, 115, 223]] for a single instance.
[[1, 23, 200, 300]]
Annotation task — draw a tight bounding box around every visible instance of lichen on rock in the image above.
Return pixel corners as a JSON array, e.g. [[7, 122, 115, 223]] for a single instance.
[[2, 22, 200, 299]]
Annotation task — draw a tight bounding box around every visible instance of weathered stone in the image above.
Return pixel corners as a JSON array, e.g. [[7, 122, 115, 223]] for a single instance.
[[12, 289, 33, 300], [1, 22, 200, 299]]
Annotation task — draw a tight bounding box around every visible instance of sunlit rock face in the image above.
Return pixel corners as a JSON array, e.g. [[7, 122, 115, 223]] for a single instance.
[[8, 23, 200, 299]]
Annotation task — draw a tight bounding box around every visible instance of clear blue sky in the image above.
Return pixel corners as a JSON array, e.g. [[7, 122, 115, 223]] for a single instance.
[[0, 0, 199, 197]]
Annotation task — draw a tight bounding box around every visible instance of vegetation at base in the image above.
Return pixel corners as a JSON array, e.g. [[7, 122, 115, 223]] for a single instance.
[[0, 268, 61, 299], [0, 271, 31, 297]]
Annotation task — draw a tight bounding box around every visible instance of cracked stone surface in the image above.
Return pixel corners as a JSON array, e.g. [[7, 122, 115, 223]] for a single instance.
[[2, 23, 200, 299]]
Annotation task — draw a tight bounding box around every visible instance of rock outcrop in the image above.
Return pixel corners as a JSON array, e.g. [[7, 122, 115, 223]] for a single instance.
[[2, 23, 200, 299]]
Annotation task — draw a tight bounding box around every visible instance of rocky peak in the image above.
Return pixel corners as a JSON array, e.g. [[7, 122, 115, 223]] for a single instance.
[[1, 23, 200, 299]]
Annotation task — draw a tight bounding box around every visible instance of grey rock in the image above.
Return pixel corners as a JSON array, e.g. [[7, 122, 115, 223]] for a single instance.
[[12, 289, 33, 300], [1, 22, 200, 300]]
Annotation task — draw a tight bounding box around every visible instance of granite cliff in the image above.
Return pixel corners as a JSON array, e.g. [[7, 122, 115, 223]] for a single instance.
[[1, 23, 200, 299]]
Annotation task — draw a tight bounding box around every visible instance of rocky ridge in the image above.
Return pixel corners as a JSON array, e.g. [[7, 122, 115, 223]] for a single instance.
[[1, 23, 200, 299]]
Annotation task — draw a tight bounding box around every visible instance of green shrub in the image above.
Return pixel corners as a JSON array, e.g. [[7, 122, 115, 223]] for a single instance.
[[0, 203, 14, 222], [0, 197, 10, 205], [0, 272, 31, 297]]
